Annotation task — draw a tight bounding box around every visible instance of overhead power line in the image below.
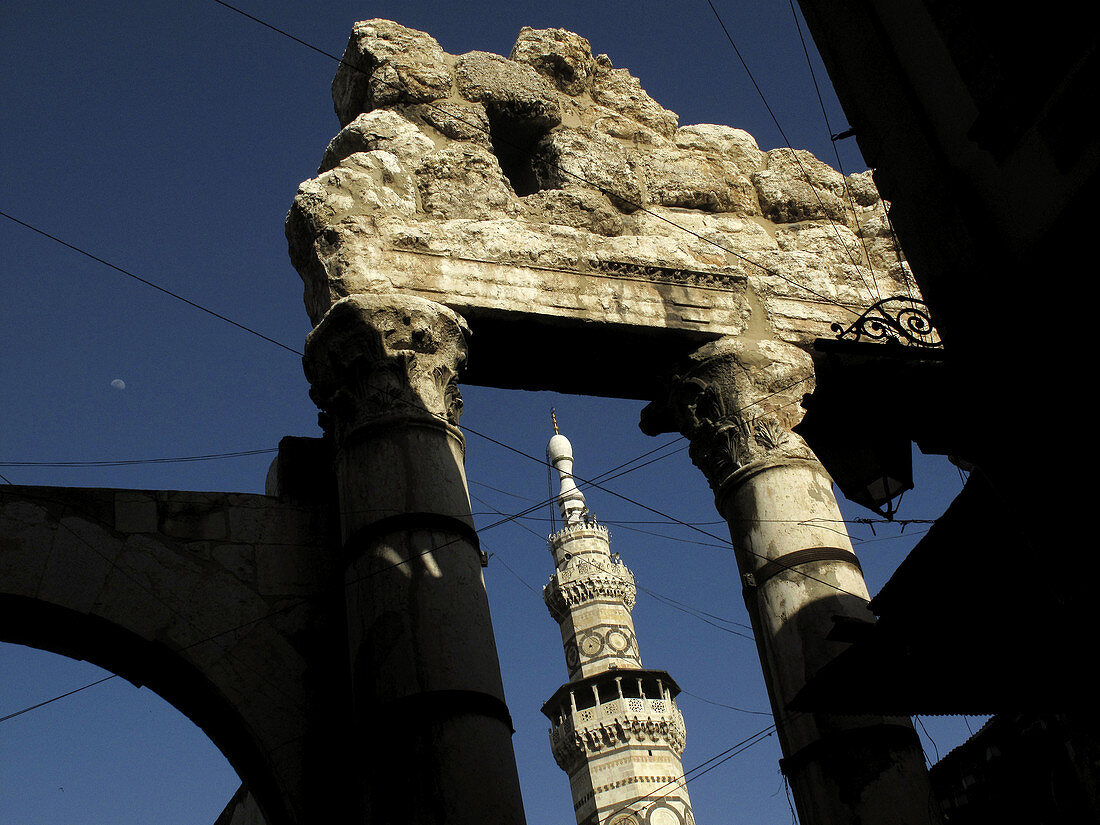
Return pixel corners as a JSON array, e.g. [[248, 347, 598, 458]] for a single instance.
[[0, 449, 278, 468], [784, 0, 881, 294], [0, 209, 303, 356], [702, 0, 879, 301], [0, 674, 118, 724]]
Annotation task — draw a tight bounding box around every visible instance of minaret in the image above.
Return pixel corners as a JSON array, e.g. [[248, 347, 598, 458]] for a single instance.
[[541, 416, 697, 825]]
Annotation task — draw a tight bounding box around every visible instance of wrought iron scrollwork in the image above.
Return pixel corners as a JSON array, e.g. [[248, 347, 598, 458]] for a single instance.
[[831, 297, 942, 348]]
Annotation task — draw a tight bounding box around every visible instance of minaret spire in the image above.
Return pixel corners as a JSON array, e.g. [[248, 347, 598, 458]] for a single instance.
[[547, 415, 590, 527], [540, 419, 697, 825]]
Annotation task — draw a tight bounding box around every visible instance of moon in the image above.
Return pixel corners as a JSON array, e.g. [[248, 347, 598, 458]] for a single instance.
[[110, 379, 126, 390]]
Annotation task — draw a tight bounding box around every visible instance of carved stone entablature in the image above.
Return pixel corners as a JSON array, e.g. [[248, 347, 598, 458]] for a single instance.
[[640, 337, 818, 492], [544, 566, 638, 615], [592, 259, 746, 291], [303, 293, 469, 443], [549, 706, 688, 771]]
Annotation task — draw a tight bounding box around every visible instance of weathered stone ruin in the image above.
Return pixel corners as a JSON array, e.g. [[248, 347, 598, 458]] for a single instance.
[[281, 21, 936, 825], [0, 21, 938, 825], [286, 20, 909, 398]]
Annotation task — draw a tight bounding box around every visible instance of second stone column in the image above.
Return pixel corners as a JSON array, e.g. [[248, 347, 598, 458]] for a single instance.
[[642, 337, 936, 825]]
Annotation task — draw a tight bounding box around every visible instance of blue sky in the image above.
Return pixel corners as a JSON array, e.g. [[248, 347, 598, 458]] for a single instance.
[[1, 3, 978, 823]]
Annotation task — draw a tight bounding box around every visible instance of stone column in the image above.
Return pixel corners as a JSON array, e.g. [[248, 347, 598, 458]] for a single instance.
[[303, 294, 526, 825], [641, 337, 936, 825]]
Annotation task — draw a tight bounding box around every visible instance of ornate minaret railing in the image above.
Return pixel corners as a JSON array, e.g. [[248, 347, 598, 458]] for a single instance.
[[541, 423, 697, 825]]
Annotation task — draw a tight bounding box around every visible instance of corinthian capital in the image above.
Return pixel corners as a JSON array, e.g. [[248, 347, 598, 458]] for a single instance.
[[640, 338, 817, 491], [303, 294, 469, 442]]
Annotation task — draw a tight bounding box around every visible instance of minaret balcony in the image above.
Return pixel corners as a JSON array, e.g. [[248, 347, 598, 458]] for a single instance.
[[544, 561, 637, 613], [542, 669, 688, 771], [568, 694, 686, 737], [547, 697, 688, 772], [549, 521, 610, 546]]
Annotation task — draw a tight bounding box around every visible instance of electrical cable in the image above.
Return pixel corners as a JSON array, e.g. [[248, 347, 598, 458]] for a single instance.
[[677, 688, 771, 717], [472, 494, 754, 640], [0, 14, 965, 816], [0, 39, 932, 727], [0, 448, 278, 468], [1, 468, 936, 825], [785, 0, 881, 296], [702, 0, 879, 302], [0, 5, 913, 609], [0, 673, 118, 724], [449, 386, 882, 604], [599, 721, 778, 823], [1, 386, 923, 729], [0, 209, 303, 356]]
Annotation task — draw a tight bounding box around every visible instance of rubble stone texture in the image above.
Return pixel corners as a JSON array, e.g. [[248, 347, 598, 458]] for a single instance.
[[287, 19, 913, 393]]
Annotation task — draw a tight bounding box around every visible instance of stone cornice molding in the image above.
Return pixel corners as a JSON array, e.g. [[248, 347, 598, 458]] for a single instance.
[[544, 566, 638, 614], [303, 293, 470, 446], [640, 338, 819, 493], [549, 522, 610, 547], [549, 709, 688, 772]]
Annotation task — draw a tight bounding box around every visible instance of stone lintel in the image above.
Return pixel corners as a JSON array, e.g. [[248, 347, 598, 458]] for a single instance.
[[308, 249, 753, 399], [384, 247, 750, 335], [458, 307, 717, 400]]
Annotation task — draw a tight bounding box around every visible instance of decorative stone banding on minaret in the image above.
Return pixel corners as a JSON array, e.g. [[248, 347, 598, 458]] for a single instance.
[[542, 427, 697, 825]]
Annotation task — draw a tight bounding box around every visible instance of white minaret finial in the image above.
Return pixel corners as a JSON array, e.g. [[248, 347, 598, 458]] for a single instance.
[[547, 414, 589, 526]]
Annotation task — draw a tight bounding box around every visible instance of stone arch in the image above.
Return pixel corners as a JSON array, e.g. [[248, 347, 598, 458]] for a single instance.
[[0, 596, 271, 821], [0, 483, 348, 825]]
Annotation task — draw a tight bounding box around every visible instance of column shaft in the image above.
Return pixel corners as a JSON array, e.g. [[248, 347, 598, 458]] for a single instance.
[[642, 338, 937, 825], [305, 294, 526, 825]]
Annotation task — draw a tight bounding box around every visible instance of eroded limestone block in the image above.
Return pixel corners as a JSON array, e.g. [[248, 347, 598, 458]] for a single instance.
[[751, 147, 849, 225], [674, 124, 765, 174], [289, 150, 418, 238], [765, 147, 847, 198], [775, 222, 865, 266], [454, 50, 563, 134], [751, 169, 846, 224], [521, 189, 626, 237], [584, 104, 672, 147], [415, 144, 518, 219], [845, 169, 881, 207], [509, 26, 596, 96], [591, 55, 678, 138], [631, 208, 778, 256], [319, 110, 436, 173], [534, 127, 642, 212], [331, 19, 452, 126], [633, 145, 760, 214], [401, 100, 494, 149], [289, 19, 912, 369]]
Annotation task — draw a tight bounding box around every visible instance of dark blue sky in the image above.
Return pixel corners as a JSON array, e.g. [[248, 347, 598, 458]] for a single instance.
[[1, 3, 974, 823]]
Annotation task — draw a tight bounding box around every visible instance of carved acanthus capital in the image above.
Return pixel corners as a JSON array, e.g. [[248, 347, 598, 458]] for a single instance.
[[640, 338, 817, 491], [303, 294, 469, 443]]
